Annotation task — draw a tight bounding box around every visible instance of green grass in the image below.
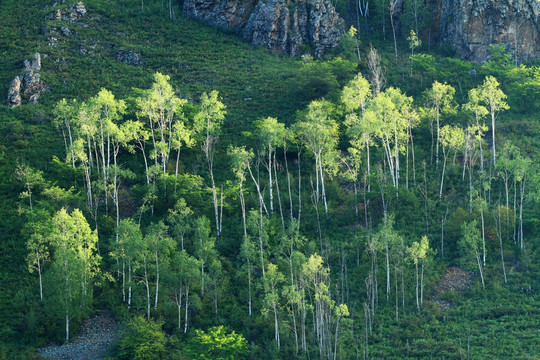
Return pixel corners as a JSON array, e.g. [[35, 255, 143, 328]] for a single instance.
[[0, 0, 538, 358]]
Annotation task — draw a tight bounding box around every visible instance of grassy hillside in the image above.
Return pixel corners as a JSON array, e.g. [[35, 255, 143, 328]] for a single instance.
[[0, 0, 538, 359]]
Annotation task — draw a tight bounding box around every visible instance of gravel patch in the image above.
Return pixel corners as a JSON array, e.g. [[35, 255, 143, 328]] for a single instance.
[[38, 312, 120, 360]]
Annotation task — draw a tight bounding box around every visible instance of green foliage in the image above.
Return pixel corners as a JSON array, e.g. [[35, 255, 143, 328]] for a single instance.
[[0, 0, 539, 358], [185, 326, 249, 360], [117, 316, 166, 360]]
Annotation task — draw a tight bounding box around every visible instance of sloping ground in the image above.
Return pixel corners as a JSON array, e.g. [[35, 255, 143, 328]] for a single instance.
[[38, 313, 120, 360], [431, 266, 473, 311]]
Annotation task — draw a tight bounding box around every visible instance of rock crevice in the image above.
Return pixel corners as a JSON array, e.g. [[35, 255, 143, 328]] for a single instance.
[[183, 0, 345, 57]]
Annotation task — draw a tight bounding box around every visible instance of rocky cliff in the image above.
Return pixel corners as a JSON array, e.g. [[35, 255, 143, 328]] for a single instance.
[[183, 0, 345, 57], [436, 0, 540, 62]]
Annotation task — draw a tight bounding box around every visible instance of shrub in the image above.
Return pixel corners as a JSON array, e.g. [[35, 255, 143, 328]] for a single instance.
[[117, 316, 166, 360]]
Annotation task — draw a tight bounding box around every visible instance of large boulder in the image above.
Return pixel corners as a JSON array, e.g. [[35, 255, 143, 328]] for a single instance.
[[7, 76, 22, 108], [436, 0, 540, 62], [183, 0, 345, 57]]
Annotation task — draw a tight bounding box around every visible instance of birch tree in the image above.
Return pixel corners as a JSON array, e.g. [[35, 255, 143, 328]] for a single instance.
[[46, 208, 100, 343], [146, 221, 174, 311], [463, 88, 489, 173], [476, 76, 509, 165], [459, 221, 485, 289], [367, 46, 385, 96], [111, 219, 143, 310], [342, 73, 374, 198], [425, 81, 455, 170], [15, 163, 44, 213], [167, 250, 199, 332], [366, 87, 414, 191], [90, 88, 127, 214], [295, 100, 339, 215], [439, 125, 465, 200], [26, 216, 51, 301], [194, 90, 226, 240], [263, 263, 284, 349], [193, 216, 216, 297], [167, 198, 193, 251], [256, 117, 287, 218], [407, 235, 428, 313], [53, 98, 79, 168], [136, 72, 187, 175]]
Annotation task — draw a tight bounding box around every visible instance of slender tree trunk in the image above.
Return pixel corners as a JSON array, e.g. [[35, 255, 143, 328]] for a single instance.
[[38, 265, 43, 301], [469, 161, 473, 213], [480, 205, 486, 266], [520, 180, 525, 250], [420, 262, 424, 307], [441, 206, 448, 259], [436, 111, 441, 171], [395, 262, 398, 321], [122, 260, 125, 302], [401, 255, 405, 309], [297, 149, 302, 229], [209, 160, 220, 240], [248, 260, 252, 316], [128, 260, 132, 310], [268, 149, 273, 214], [439, 155, 448, 201], [476, 252, 485, 289], [154, 251, 159, 310], [67, 123, 75, 168], [140, 145, 150, 186], [386, 244, 390, 301], [513, 178, 517, 243], [248, 164, 269, 216], [491, 111, 496, 165], [184, 286, 190, 333], [496, 206, 508, 285], [406, 131, 410, 190], [219, 185, 224, 237], [415, 262, 419, 313], [201, 261, 205, 297], [66, 312, 70, 343], [273, 302, 280, 348], [177, 290, 182, 329], [311, 176, 323, 253], [318, 153, 328, 215], [174, 147, 181, 192], [259, 201, 266, 278], [389, 0, 398, 64], [284, 146, 294, 222], [274, 151, 285, 229], [145, 265, 150, 319]]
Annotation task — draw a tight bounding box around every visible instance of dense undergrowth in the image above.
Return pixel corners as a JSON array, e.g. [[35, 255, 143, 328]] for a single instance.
[[0, 0, 539, 359]]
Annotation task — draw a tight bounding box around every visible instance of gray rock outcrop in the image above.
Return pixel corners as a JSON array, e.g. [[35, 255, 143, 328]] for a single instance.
[[46, 1, 87, 22], [7, 53, 48, 107], [183, 0, 258, 30], [435, 0, 540, 62], [183, 0, 345, 57], [7, 76, 22, 108], [117, 49, 142, 65]]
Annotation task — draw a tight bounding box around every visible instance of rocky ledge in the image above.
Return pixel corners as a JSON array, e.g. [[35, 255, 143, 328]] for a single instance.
[[183, 0, 345, 57]]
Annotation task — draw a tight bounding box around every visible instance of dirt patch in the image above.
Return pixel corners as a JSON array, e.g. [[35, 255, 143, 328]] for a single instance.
[[38, 312, 120, 360], [431, 267, 473, 311]]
